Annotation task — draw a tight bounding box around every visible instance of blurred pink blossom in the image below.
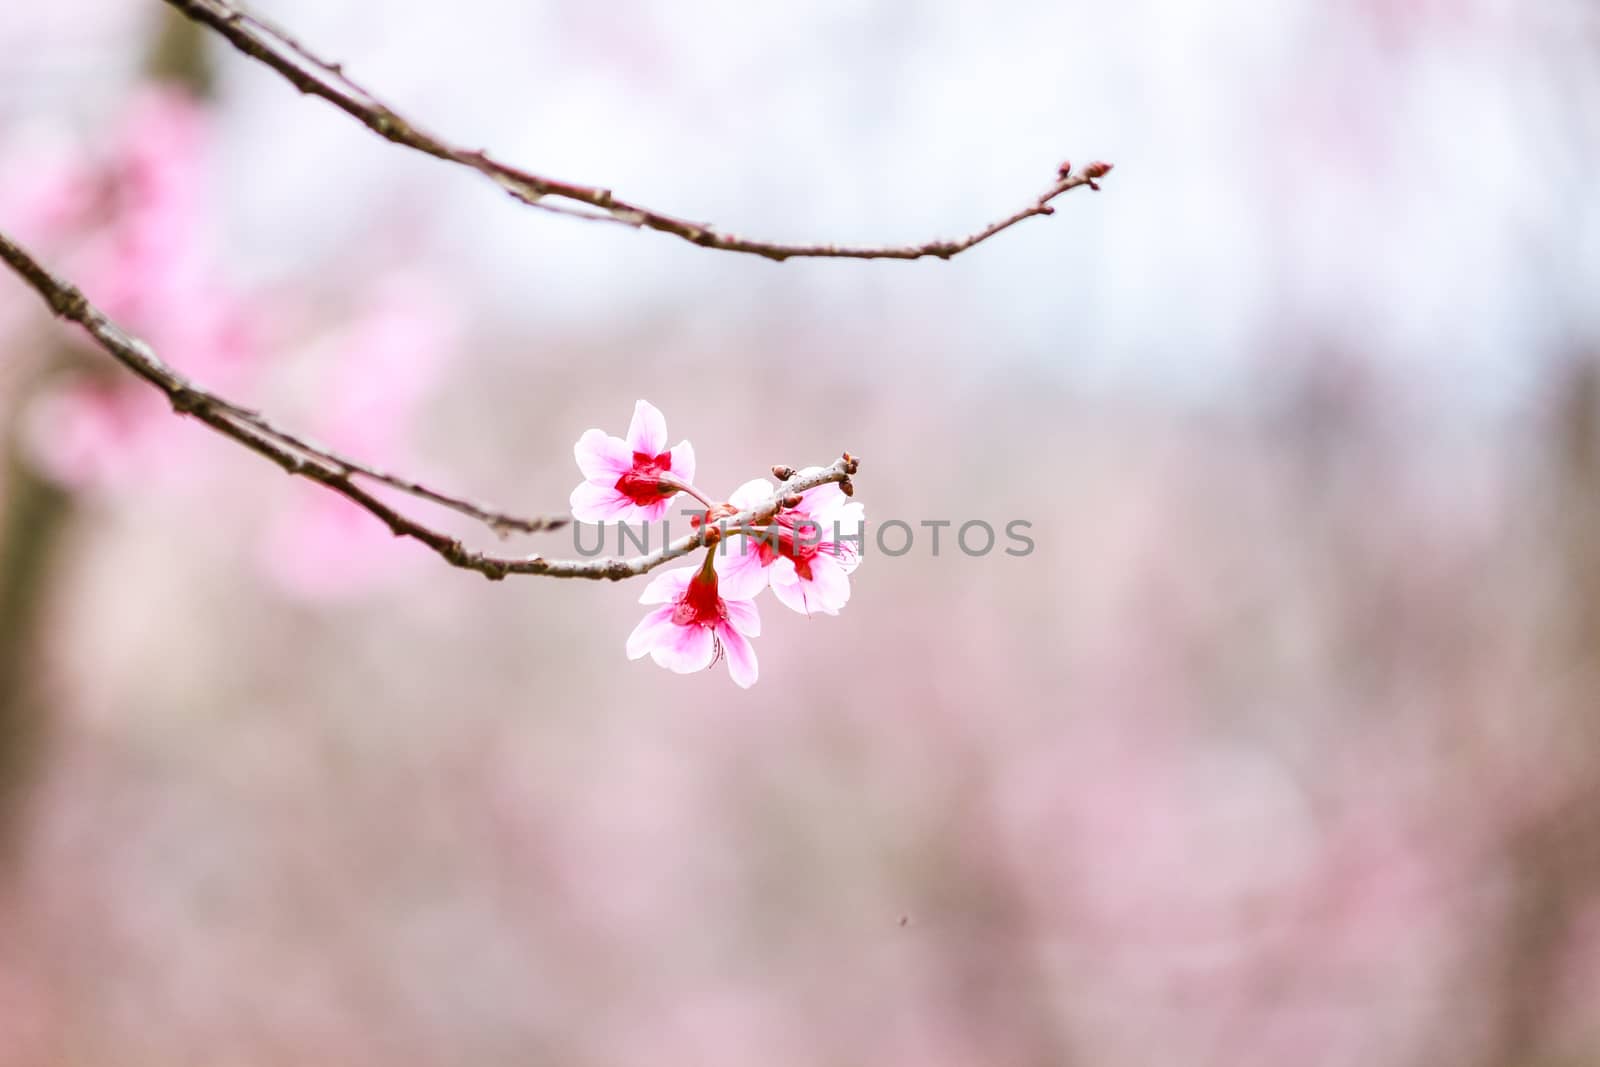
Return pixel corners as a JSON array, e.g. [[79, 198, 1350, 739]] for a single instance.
[[259, 273, 455, 602], [7, 85, 262, 491], [0, 84, 457, 601], [0, 124, 97, 246]]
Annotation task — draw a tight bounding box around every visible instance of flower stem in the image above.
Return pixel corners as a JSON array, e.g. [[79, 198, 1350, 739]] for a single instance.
[[661, 474, 716, 509]]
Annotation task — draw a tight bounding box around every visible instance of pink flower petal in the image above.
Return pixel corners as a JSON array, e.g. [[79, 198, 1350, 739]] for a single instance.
[[808, 553, 853, 609], [650, 623, 716, 674], [713, 540, 769, 600], [639, 565, 696, 605], [797, 481, 846, 516], [767, 559, 813, 615], [635, 496, 675, 523], [722, 597, 761, 638], [626, 605, 677, 659], [574, 429, 633, 481], [769, 558, 842, 617], [716, 621, 759, 688], [827, 501, 867, 572], [625, 399, 668, 455], [828, 535, 863, 575], [728, 478, 773, 511], [667, 439, 695, 485], [570, 480, 634, 522]]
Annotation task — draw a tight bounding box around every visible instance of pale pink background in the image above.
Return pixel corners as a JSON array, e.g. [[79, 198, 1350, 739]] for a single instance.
[[2, 1, 1599, 1064]]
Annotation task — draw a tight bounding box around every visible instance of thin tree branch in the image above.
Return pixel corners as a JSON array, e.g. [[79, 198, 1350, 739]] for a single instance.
[[0, 228, 855, 581], [221, 406, 555, 536], [161, 0, 1111, 262]]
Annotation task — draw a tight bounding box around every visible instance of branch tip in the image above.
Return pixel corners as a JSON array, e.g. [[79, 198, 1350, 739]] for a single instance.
[[160, 0, 1106, 262]]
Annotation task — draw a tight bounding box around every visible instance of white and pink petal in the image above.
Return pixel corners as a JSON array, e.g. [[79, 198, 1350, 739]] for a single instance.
[[808, 553, 853, 610], [722, 596, 762, 637], [650, 623, 716, 674], [767, 559, 813, 616], [638, 565, 696, 604], [626, 605, 677, 659], [713, 539, 770, 600], [635, 496, 676, 523], [666, 439, 696, 485], [716, 621, 759, 688], [729, 478, 774, 511], [574, 428, 634, 481], [570, 480, 634, 522], [626, 399, 668, 456], [796, 481, 846, 517]]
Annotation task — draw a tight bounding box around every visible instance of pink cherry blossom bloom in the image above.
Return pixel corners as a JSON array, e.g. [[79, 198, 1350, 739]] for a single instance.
[[716, 473, 864, 616], [627, 555, 761, 687], [571, 399, 696, 523]]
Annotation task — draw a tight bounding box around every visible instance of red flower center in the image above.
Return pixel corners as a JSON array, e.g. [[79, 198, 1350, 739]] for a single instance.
[[614, 450, 674, 507], [671, 570, 726, 628], [754, 516, 824, 580]]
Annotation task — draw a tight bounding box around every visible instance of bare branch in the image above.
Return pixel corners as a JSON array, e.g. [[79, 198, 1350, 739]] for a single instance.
[[0, 227, 854, 582], [161, 0, 1110, 262], [220, 406, 556, 537]]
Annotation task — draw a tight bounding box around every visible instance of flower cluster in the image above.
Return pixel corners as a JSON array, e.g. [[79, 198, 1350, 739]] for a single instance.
[[571, 400, 863, 688]]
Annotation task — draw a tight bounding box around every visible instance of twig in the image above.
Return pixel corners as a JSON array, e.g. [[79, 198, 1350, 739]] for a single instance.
[[0, 227, 854, 581], [222, 407, 554, 536], [161, 0, 1110, 262]]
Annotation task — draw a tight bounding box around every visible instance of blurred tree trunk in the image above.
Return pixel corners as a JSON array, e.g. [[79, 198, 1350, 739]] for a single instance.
[[0, 6, 212, 865], [0, 401, 68, 864], [1478, 356, 1600, 1067]]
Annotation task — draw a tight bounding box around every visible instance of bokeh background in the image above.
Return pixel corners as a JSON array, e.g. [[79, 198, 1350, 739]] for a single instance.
[[3, 1, 1600, 1063]]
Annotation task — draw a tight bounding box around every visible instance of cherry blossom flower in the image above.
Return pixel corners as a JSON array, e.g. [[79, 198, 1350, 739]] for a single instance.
[[716, 474, 864, 616], [570, 399, 697, 523], [627, 553, 761, 687]]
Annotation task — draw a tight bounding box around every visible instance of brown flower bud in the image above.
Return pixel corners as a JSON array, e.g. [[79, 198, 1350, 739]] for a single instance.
[[771, 465, 796, 481], [781, 493, 804, 509], [840, 478, 855, 497], [1083, 161, 1113, 179]]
